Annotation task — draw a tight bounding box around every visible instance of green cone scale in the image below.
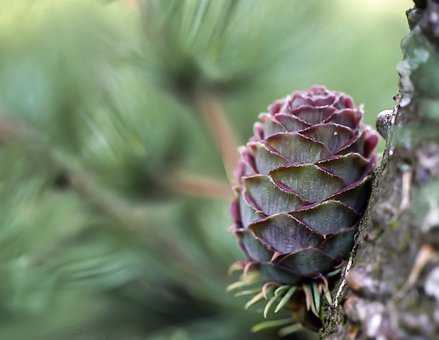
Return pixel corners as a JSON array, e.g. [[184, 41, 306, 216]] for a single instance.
[[231, 86, 379, 285]]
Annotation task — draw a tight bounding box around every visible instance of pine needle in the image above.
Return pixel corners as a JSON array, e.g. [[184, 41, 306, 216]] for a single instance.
[[226, 271, 259, 291], [320, 278, 333, 305], [274, 285, 290, 297], [251, 318, 293, 333], [245, 291, 265, 310], [274, 286, 296, 313], [234, 288, 260, 297], [302, 284, 313, 311], [327, 268, 342, 277], [262, 282, 276, 299], [227, 261, 244, 275], [278, 323, 303, 337], [263, 294, 279, 318], [311, 282, 321, 316], [226, 280, 249, 292]]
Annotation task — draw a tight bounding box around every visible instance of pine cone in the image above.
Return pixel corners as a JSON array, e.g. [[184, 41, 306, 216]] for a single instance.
[[231, 86, 379, 285]]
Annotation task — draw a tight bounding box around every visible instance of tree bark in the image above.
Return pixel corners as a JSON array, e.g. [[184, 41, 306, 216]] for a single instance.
[[323, 1, 439, 338]]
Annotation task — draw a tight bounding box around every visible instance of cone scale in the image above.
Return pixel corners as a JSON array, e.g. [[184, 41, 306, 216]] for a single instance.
[[230, 86, 379, 290]]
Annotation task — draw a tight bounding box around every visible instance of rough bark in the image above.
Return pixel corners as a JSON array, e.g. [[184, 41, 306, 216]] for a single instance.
[[323, 1, 439, 338]]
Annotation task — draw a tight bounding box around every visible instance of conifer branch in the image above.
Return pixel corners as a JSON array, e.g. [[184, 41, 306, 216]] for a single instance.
[[0, 116, 152, 232]]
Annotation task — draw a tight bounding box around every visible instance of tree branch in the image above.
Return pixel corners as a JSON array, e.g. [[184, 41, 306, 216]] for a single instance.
[[323, 1, 439, 338]]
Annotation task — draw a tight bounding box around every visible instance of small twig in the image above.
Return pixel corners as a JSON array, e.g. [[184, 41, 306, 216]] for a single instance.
[[167, 171, 231, 200], [126, 0, 138, 8], [0, 118, 18, 143], [396, 244, 439, 299], [193, 90, 240, 185], [400, 169, 412, 211]]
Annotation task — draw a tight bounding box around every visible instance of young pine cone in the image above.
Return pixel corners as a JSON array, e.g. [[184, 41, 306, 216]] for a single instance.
[[231, 86, 379, 285]]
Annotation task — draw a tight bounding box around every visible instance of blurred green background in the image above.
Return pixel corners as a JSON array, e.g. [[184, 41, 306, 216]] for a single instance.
[[0, 0, 409, 339]]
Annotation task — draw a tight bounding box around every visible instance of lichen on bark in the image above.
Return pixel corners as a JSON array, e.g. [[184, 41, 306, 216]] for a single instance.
[[323, 1, 439, 338]]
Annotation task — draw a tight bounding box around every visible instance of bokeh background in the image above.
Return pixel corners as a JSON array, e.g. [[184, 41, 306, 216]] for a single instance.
[[0, 0, 410, 339]]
